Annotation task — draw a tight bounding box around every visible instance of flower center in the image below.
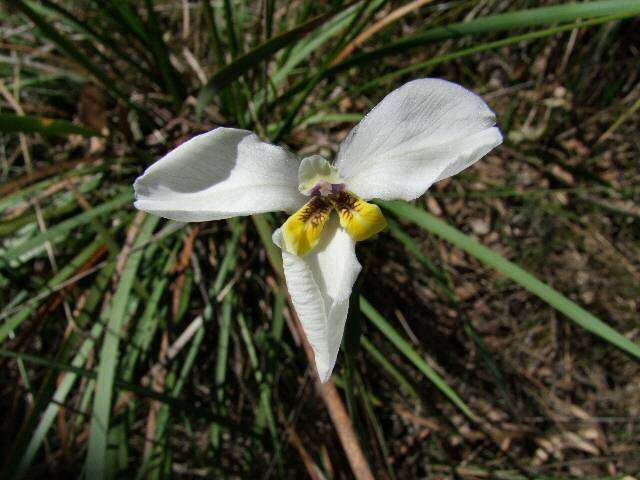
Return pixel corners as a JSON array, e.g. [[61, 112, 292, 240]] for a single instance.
[[279, 156, 388, 256], [309, 180, 346, 197], [297, 155, 343, 196]]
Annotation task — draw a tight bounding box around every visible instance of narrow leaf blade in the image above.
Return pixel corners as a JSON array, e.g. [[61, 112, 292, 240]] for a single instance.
[[382, 200, 640, 361]]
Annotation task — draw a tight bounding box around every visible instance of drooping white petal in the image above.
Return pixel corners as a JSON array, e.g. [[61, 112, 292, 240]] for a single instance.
[[134, 127, 306, 221], [335, 78, 503, 201], [273, 218, 361, 382]]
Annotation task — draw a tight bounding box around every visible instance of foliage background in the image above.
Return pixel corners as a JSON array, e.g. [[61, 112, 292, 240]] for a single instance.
[[1, 0, 639, 478]]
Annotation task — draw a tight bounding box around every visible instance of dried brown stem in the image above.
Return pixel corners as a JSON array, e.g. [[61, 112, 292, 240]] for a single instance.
[[289, 303, 375, 480], [333, 0, 435, 65]]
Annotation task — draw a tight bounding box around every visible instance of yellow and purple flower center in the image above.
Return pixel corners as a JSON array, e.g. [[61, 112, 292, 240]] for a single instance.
[[280, 157, 387, 256], [309, 179, 345, 197]]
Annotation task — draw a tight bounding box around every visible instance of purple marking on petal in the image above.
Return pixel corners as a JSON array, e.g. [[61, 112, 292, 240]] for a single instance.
[[310, 181, 345, 197]]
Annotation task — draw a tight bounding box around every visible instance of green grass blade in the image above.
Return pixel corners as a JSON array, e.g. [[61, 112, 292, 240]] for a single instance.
[[381, 200, 640, 362], [0, 238, 106, 343], [35, 0, 152, 80], [0, 258, 94, 343], [86, 214, 159, 479], [100, 0, 151, 45], [369, 13, 639, 85], [143, 0, 186, 106], [0, 348, 250, 431], [298, 112, 364, 127], [14, 0, 131, 104], [237, 311, 281, 471], [0, 176, 103, 240], [264, 0, 275, 39], [210, 293, 234, 450], [0, 112, 99, 137], [272, 0, 378, 141], [201, 0, 227, 66], [242, 5, 359, 125], [271, 289, 286, 341], [356, 373, 396, 480], [336, 0, 640, 71], [386, 220, 511, 396], [360, 336, 420, 400], [342, 289, 362, 421], [360, 297, 476, 420], [252, 214, 283, 278], [197, 1, 360, 112], [0, 201, 75, 238], [3, 258, 115, 480], [284, 9, 639, 118], [222, 0, 240, 57], [12, 265, 114, 479], [299, 12, 638, 126], [121, 276, 169, 378], [2, 191, 132, 262], [212, 220, 243, 292]]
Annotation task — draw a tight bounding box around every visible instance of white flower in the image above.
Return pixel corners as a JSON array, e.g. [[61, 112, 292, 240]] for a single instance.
[[133, 78, 503, 382]]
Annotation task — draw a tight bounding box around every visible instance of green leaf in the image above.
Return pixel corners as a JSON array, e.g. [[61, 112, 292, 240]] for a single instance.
[[143, 0, 186, 106], [0, 238, 106, 343], [1, 192, 133, 262], [381, 200, 640, 362], [34, 0, 153, 80], [14, 0, 130, 104], [272, 0, 380, 142], [360, 336, 420, 400], [101, 0, 151, 45], [221, 0, 240, 57], [243, 5, 363, 125], [360, 297, 476, 421], [12, 264, 115, 480], [0, 348, 251, 432], [210, 293, 234, 450], [282, 3, 640, 114], [299, 112, 363, 127], [342, 283, 362, 421], [0, 113, 99, 137], [336, 0, 640, 72], [201, 0, 226, 67], [86, 214, 159, 479], [252, 214, 284, 278], [197, 1, 359, 112], [297, 12, 639, 127]]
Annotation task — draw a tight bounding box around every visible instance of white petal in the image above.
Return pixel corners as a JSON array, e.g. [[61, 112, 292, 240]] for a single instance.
[[134, 127, 306, 221], [335, 78, 503, 201], [273, 218, 361, 382]]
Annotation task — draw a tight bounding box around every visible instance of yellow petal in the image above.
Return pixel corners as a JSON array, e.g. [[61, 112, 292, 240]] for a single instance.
[[331, 191, 387, 242], [281, 197, 332, 256]]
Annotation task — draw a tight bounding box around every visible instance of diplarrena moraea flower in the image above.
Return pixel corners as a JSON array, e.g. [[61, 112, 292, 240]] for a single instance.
[[133, 78, 503, 383]]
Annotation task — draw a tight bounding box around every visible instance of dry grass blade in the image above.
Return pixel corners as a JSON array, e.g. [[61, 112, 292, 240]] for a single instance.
[[596, 92, 640, 144], [0, 158, 98, 198], [332, 0, 435, 65]]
